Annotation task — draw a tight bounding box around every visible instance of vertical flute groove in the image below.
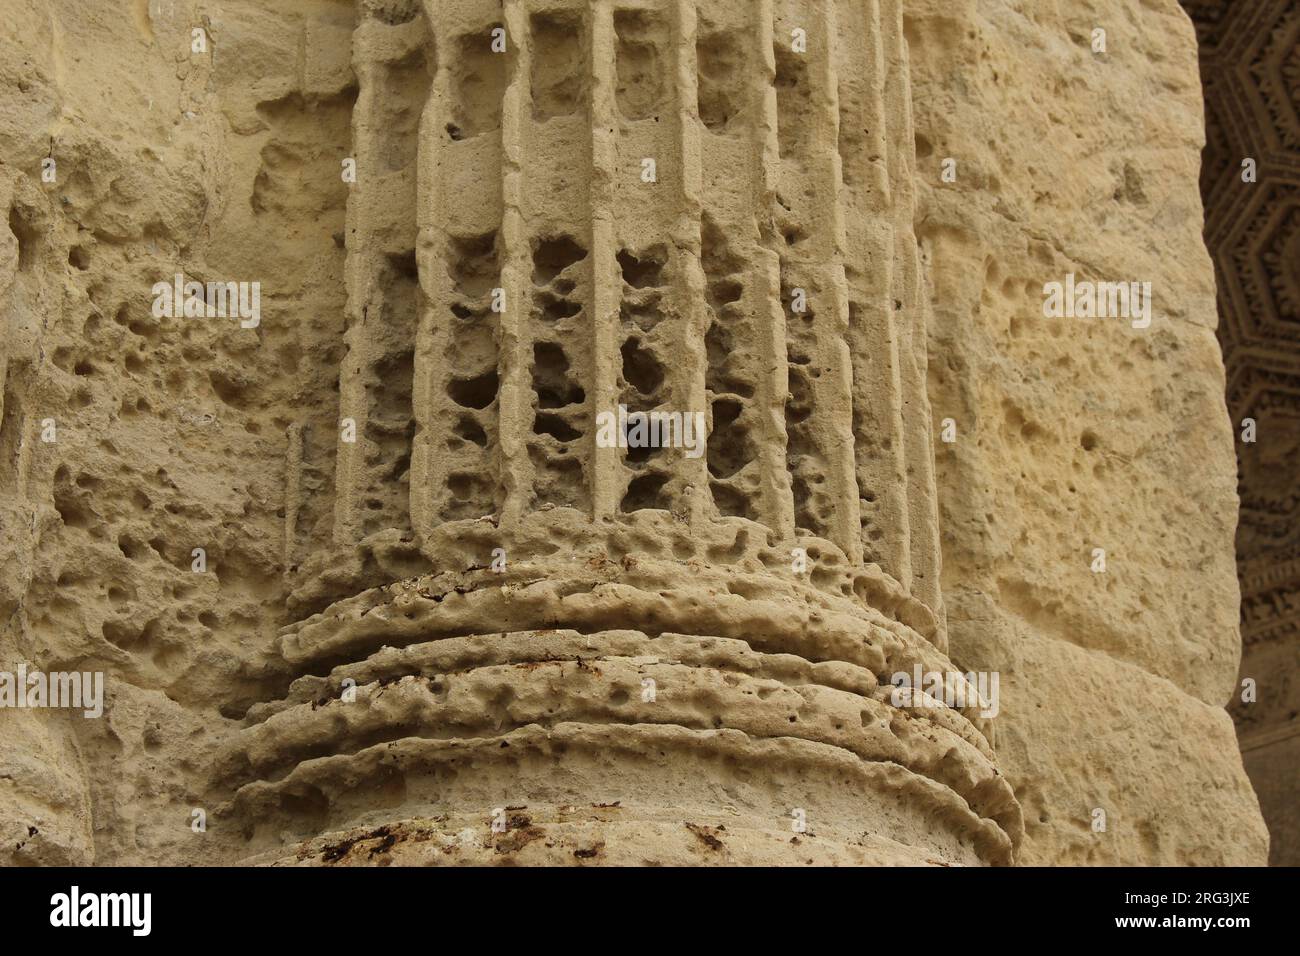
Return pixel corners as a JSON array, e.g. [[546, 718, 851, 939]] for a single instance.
[[836, 0, 913, 584], [813, 0, 865, 562], [768, 0, 860, 556], [335, 15, 426, 544]]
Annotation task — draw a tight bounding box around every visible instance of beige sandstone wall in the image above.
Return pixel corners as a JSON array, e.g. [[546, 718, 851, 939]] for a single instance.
[[0, 0, 1269, 866]]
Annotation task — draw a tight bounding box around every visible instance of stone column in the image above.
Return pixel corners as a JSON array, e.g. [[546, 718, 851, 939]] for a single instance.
[[216, 0, 1022, 866]]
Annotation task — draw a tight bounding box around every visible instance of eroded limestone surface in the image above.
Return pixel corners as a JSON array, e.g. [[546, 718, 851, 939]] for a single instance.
[[0, 0, 1266, 866]]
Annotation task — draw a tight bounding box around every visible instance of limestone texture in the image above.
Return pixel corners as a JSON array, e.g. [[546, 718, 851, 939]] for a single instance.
[[0, 0, 1271, 866]]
